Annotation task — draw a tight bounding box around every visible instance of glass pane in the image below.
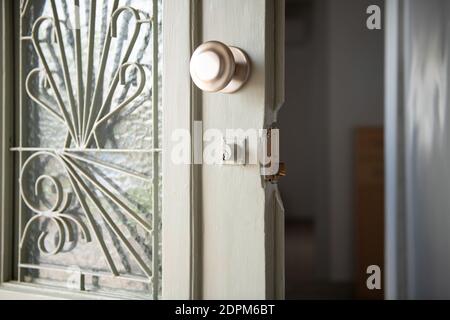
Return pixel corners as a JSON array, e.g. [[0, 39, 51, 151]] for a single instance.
[[15, 0, 162, 299]]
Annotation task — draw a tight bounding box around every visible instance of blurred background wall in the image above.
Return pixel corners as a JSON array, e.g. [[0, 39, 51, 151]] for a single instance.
[[279, 0, 385, 298]]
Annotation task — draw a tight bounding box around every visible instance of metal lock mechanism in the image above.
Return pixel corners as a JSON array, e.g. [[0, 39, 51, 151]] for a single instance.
[[264, 162, 287, 183], [221, 137, 247, 165], [261, 127, 286, 182]]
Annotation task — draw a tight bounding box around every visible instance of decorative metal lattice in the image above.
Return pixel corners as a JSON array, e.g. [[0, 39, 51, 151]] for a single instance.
[[14, 0, 161, 298]]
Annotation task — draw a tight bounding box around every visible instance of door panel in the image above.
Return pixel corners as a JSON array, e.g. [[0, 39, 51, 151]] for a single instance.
[[200, 0, 284, 299]]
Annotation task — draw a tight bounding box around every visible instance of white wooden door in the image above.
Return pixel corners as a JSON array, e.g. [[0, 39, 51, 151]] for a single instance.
[[0, 0, 284, 300], [194, 0, 285, 300]]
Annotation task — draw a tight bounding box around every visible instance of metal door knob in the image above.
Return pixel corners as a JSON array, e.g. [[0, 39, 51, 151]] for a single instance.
[[190, 41, 251, 93]]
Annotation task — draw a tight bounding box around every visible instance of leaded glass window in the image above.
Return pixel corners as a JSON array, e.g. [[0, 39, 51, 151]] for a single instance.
[[14, 0, 162, 299]]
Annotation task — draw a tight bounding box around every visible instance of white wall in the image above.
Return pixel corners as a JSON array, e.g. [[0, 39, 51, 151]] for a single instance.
[[402, 0, 450, 299]]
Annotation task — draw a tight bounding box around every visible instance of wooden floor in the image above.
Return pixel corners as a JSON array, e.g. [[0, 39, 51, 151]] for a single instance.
[[285, 221, 353, 299]]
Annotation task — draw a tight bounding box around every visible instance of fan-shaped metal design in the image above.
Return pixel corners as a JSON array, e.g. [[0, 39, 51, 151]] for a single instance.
[[14, 0, 161, 298]]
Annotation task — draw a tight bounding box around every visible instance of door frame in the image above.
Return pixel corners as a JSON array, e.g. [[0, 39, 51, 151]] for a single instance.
[[384, 0, 408, 300], [0, 0, 14, 288], [161, 0, 201, 300]]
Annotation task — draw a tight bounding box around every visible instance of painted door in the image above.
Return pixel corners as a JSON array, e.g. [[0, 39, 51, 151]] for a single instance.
[[0, 0, 284, 300]]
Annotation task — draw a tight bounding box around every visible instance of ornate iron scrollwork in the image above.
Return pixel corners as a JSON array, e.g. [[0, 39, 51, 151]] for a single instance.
[[15, 0, 161, 296]]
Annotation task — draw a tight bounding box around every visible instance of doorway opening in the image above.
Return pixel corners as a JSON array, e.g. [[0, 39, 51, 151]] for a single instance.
[[280, 0, 385, 299]]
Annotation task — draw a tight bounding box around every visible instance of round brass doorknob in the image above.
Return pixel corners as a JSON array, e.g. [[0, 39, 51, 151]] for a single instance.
[[190, 41, 251, 93]]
